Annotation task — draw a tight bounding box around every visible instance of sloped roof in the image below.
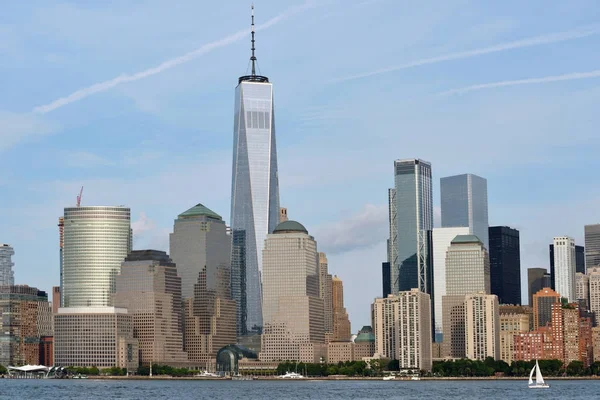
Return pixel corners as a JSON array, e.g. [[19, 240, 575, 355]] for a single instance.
[[178, 203, 222, 220]]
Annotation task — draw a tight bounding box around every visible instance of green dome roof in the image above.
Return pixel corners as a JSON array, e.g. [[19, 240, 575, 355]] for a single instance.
[[273, 220, 308, 234], [178, 203, 222, 220], [355, 326, 375, 343]]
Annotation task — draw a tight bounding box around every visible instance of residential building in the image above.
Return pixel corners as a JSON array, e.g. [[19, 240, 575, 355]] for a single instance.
[[259, 221, 325, 363], [61, 206, 132, 307], [0, 244, 15, 286], [527, 268, 551, 306], [114, 250, 188, 366], [580, 316, 593, 368], [514, 327, 553, 361], [442, 295, 467, 358], [552, 236, 576, 301], [39, 336, 53, 366], [373, 289, 432, 371], [431, 227, 470, 340], [319, 253, 334, 335], [332, 276, 351, 341], [589, 267, 600, 316], [576, 272, 590, 309], [440, 173, 489, 250], [499, 305, 530, 364], [532, 287, 560, 330], [387, 159, 433, 294], [0, 285, 52, 366], [230, 12, 280, 335], [585, 224, 600, 268], [488, 226, 521, 305], [592, 327, 600, 362], [464, 293, 500, 360]]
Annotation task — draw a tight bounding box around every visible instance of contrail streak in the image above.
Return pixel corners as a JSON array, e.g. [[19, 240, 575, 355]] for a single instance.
[[438, 70, 600, 96], [33, 2, 313, 114], [332, 25, 600, 83]]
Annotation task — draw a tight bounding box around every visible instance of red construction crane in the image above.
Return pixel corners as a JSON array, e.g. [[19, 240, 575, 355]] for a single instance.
[[76, 186, 83, 207]]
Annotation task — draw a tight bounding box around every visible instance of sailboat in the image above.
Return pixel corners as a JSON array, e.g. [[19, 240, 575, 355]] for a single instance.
[[528, 360, 549, 389]]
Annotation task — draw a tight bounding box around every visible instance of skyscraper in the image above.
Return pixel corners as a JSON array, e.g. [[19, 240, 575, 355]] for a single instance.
[[464, 293, 500, 361], [527, 267, 551, 306], [230, 7, 280, 334], [553, 236, 576, 301], [576, 245, 586, 274], [318, 253, 334, 335], [61, 206, 132, 307], [532, 287, 560, 330], [585, 224, 600, 268], [488, 226, 522, 305], [260, 221, 325, 362], [387, 159, 433, 294], [440, 173, 489, 250], [0, 244, 15, 286], [332, 275, 351, 341]]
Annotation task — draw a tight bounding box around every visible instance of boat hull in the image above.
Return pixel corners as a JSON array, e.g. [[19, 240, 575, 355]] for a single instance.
[[529, 385, 550, 389]]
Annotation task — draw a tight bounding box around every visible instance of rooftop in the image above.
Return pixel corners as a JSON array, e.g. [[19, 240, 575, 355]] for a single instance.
[[451, 234, 482, 244], [178, 203, 222, 220], [273, 220, 308, 234]]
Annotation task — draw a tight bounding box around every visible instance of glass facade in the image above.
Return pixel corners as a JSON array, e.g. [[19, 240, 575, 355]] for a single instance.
[[440, 173, 489, 250], [61, 206, 132, 307], [389, 159, 433, 294], [585, 224, 600, 269], [0, 244, 15, 286], [230, 80, 280, 335], [488, 226, 522, 305]]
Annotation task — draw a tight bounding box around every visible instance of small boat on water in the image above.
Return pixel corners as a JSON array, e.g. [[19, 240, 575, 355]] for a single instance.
[[195, 371, 219, 378], [411, 376, 420, 381], [278, 371, 305, 379], [528, 360, 549, 389], [382, 375, 395, 381]]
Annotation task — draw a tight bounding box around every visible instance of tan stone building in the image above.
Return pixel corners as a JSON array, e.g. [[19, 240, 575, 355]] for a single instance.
[[260, 221, 325, 362], [588, 267, 600, 316], [592, 326, 600, 362], [499, 305, 530, 364], [373, 289, 432, 371], [54, 307, 138, 370], [332, 276, 351, 341], [327, 341, 354, 363], [442, 295, 467, 358], [114, 250, 188, 366], [465, 293, 500, 360], [353, 326, 376, 360], [319, 253, 334, 336]]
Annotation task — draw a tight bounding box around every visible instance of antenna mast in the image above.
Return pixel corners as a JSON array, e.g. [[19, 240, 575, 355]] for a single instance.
[[238, 4, 268, 84], [251, 4, 256, 76], [76, 186, 84, 207]]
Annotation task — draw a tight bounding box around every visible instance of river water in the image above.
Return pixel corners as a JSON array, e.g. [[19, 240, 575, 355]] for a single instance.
[[0, 378, 596, 399]]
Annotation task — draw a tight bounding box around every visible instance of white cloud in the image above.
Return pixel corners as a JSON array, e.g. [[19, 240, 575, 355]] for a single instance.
[[0, 112, 59, 151]]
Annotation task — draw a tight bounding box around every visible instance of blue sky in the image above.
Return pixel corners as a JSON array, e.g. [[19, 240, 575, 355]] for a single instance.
[[1, 0, 600, 329]]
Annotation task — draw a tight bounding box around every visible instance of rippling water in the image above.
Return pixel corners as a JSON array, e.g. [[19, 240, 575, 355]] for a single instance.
[[0, 379, 597, 399]]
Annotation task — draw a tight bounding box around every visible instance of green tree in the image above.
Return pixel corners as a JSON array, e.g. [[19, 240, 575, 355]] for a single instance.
[[0, 365, 7, 374], [567, 361, 585, 376]]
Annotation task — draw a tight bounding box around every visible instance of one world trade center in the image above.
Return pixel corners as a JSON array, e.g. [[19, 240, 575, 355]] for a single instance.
[[230, 6, 280, 336]]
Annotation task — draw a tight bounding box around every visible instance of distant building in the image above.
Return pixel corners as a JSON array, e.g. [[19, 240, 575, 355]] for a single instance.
[[514, 327, 553, 361], [39, 336, 53, 366], [0, 285, 52, 366], [552, 236, 576, 301], [589, 267, 600, 316], [332, 276, 351, 341], [465, 293, 499, 361], [440, 173, 489, 250], [319, 253, 334, 335], [353, 326, 376, 360], [431, 227, 470, 341], [576, 272, 590, 310], [381, 262, 391, 298], [527, 268, 551, 306], [0, 244, 15, 286], [279, 207, 288, 223], [260, 221, 325, 363], [373, 289, 432, 371], [54, 307, 138, 370], [592, 327, 600, 362], [387, 159, 433, 294], [61, 206, 132, 307], [585, 224, 600, 268], [114, 250, 188, 366], [576, 245, 586, 274], [488, 226, 521, 305], [532, 287, 560, 330], [327, 341, 354, 364], [52, 286, 60, 314], [499, 305, 530, 364]]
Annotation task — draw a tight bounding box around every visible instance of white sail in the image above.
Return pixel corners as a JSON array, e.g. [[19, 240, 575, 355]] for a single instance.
[[535, 360, 545, 385], [528, 364, 535, 385]]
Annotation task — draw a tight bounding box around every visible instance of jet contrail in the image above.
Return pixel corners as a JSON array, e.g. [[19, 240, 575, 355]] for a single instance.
[[332, 25, 600, 83], [33, 2, 313, 114], [438, 69, 600, 96]]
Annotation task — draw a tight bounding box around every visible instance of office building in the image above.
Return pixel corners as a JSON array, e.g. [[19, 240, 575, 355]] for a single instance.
[[230, 9, 280, 335], [381, 262, 391, 298], [372, 289, 432, 371], [552, 236, 576, 301], [576, 272, 590, 309], [527, 268, 551, 306], [445, 235, 490, 296], [532, 287, 560, 330], [58, 216, 64, 307], [332, 276, 351, 341], [353, 326, 376, 360], [586, 225, 600, 268], [0, 285, 52, 366], [431, 227, 470, 340], [114, 250, 188, 366], [0, 244, 15, 286], [440, 173, 489, 250], [318, 253, 334, 335], [488, 226, 521, 305], [465, 293, 500, 360], [576, 245, 585, 274], [387, 159, 433, 294], [54, 307, 138, 370], [499, 305, 530, 364], [260, 221, 325, 362], [61, 206, 132, 307]]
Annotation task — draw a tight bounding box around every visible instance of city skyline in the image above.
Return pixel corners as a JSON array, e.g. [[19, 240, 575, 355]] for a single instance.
[[2, 1, 600, 329]]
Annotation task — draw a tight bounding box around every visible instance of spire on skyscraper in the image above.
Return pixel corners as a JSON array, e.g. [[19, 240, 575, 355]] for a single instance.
[[239, 4, 269, 84], [251, 4, 256, 76]]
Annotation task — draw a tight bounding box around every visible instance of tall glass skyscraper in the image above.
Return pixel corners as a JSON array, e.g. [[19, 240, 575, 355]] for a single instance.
[[230, 8, 280, 335], [0, 244, 15, 286], [387, 159, 433, 294], [440, 173, 489, 250], [61, 206, 132, 307]]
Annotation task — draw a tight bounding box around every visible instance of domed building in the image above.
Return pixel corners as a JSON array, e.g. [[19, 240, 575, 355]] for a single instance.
[[353, 326, 376, 359]]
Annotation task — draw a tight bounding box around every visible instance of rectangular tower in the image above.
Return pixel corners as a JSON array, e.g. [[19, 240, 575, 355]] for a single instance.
[[0, 244, 15, 286], [488, 226, 522, 305], [387, 159, 433, 294], [585, 224, 600, 268], [553, 236, 576, 302], [440, 173, 489, 250]]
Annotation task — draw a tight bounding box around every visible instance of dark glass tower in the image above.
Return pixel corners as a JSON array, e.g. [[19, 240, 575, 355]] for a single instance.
[[488, 226, 521, 305]]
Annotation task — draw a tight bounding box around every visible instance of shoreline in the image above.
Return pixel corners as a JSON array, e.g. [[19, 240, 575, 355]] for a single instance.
[[79, 375, 600, 381]]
